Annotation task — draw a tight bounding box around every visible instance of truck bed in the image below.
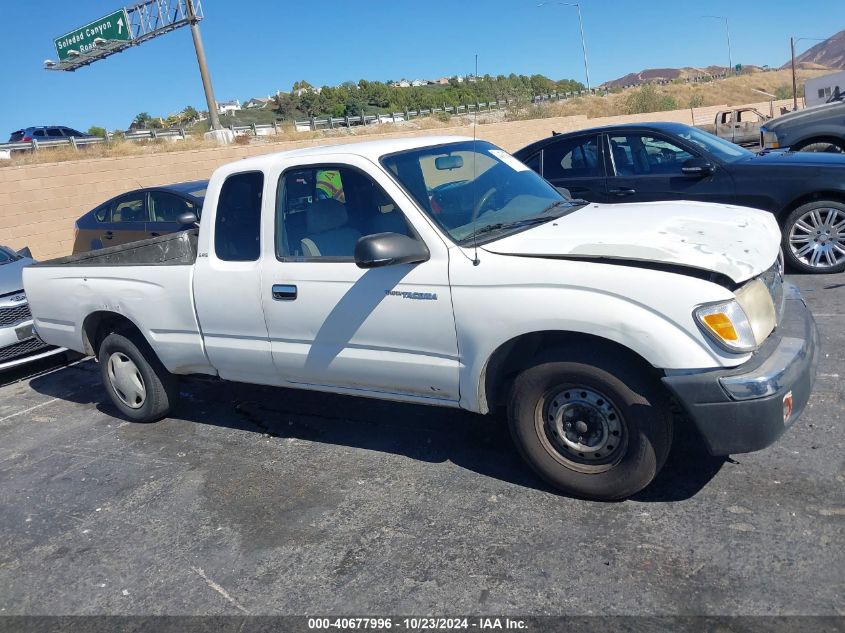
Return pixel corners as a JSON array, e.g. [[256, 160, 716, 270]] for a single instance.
[[23, 230, 213, 376], [35, 230, 198, 267]]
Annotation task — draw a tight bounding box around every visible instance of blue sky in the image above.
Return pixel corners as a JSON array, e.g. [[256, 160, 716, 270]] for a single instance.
[[0, 0, 841, 133]]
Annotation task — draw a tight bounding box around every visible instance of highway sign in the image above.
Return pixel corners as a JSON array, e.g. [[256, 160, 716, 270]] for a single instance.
[[54, 9, 132, 62]]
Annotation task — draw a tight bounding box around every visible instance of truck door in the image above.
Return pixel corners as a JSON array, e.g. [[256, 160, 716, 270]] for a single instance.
[[192, 170, 276, 384], [259, 157, 460, 401]]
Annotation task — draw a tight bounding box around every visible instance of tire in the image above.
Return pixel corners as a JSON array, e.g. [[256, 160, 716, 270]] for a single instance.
[[97, 329, 177, 423], [792, 138, 845, 154], [781, 201, 845, 274], [507, 349, 672, 500]]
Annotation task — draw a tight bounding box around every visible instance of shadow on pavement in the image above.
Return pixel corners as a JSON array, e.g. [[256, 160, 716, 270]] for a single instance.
[[28, 360, 724, 502]]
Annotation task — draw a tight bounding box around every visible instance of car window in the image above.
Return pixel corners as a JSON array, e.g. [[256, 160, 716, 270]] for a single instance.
[[609, 134, 694, 176], [542, 135, 602, 179], [111, 194, 146, 222], [95, 205, 110, 222], [521, 152, 541, 174], [738, 110, 763, 123], [215, 172, 263, 262], [33, 130, 46, 138], [276, 165, 413, 260], [46, 128, 64, 138], [149, 191, 196, 222], [63, 128, 84, 136]]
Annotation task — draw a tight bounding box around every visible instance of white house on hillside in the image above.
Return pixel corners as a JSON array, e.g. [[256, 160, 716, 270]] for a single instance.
[[217, 100, 241, 115]]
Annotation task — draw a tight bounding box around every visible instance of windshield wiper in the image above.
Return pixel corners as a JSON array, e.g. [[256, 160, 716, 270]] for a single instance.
[[541, 198, 590, 214], [460, 216, 552, 242]]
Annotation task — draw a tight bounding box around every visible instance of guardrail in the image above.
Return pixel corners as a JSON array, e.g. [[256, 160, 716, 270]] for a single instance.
[[0, 128, 187, 154]]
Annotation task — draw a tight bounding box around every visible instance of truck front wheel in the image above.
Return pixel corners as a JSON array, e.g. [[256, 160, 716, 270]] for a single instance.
[[98, 330, 177, 423], [508, 352, 672, 500]]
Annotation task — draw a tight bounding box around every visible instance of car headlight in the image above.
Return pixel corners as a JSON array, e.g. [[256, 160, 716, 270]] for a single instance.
[[694, 299, 758, 353], [761, 129, 780, 149]]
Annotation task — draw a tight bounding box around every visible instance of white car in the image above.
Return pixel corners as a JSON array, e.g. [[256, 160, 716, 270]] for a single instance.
[[23, 136, 818, 500], [0, 245, 65, 370]]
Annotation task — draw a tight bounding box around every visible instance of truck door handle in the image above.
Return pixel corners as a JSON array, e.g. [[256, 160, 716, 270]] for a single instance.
[[272, 284, 297, 301], [609, 188, 636, 196], [104, 231, 114, 239]]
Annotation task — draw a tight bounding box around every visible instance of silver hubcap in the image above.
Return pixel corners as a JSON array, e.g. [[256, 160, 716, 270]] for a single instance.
[[540, 386, 626, 471], [788, 207, 845, 269], [107, 352, 146, 409]]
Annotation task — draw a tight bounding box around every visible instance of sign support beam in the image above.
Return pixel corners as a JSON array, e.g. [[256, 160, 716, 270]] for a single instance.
[[186, 0, 221, 131]]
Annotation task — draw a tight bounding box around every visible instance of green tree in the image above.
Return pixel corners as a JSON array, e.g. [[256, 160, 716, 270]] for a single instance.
[[132, 112, 152, 128], [181, 106, 199, 123], [87, 126, 107, 138], [273, 92, 301, 120]]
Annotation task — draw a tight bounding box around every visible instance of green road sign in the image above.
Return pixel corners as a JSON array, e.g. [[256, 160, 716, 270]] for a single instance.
[[54, 9, 132, 62]]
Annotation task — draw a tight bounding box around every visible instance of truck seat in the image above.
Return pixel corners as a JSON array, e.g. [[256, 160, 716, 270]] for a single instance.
[[301, 199, 361, 257]]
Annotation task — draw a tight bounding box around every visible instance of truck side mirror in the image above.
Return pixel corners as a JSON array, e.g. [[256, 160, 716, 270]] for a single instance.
[[681, 158, 715, 177], [354, 232, 429, 269], [16, 246, 32, 258], [177, 211, 199, 226]]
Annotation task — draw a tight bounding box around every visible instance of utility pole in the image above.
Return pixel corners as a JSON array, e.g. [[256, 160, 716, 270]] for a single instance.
[[702, 16, 732, 75], [791, 37, 798, 110], [186, 0, 221, 131]]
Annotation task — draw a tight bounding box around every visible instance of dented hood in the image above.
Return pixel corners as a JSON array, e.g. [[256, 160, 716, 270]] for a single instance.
[[482, 200, 781, 284]]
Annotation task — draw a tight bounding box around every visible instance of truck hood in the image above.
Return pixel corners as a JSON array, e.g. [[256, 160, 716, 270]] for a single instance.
[[764, 102, 845, 130], [0, 256, 33, 295], [482, 201, 781, 284]]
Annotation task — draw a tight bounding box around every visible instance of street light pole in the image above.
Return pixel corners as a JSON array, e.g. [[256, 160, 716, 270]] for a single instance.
[[186, 0, 221, 131], [791, 36, 798, 110], [702, 15, 732, 75], [790, 36, 827, 111], [538, 2, 591, 90]]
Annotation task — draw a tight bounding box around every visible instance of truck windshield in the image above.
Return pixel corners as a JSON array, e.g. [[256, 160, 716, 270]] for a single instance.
[[0, 247, 19, 265], [676, 127, 753, 163], [381, 141, 581, 245]]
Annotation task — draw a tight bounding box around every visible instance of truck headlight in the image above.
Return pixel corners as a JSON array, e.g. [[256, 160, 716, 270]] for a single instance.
[[761, 129, 779, 149], [694, 299, 758, 353]]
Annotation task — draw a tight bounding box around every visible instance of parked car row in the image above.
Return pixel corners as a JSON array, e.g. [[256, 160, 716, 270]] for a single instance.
[[22, 135, 819, 502], [514, 122, 845, 274]]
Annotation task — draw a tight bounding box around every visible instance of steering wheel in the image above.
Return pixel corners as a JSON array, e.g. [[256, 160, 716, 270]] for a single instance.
[[470, 187, 497, 224]]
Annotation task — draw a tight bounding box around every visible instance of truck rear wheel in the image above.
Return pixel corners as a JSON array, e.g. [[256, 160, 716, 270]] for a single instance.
[[98, 330, 177, 423], [507, 351, 672, 500]]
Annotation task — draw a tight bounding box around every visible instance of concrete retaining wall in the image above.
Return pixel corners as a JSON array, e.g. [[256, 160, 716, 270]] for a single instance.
[[0, 99, 795, 260]]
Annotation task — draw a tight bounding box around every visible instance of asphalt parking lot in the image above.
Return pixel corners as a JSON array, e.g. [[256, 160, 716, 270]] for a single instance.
[[0, 272, 842, 617]]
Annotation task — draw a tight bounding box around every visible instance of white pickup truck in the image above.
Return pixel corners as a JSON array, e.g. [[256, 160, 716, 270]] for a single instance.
[[24, 136, 818, 500]]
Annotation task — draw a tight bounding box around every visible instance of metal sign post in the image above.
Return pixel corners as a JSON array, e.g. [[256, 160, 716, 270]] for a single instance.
[[45, 0, 226, 136]]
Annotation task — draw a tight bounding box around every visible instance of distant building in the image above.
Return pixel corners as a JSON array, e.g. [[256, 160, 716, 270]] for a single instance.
[[244, 97, 273, 109], [428, 77, 450, 85], [391, 79, 411, 88], [411, 79, 425, 87], [217, 100, 241, 114]]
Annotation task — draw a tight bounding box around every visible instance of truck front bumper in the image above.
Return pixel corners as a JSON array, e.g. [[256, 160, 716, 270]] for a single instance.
[[662, 284, 818, 456]]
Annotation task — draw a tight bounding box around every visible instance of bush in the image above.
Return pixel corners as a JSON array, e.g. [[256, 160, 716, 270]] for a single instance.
[[88, 126, 107, 138], [688, 94, 704, 109], [624, 84, 679, 114], [774, 85, 792, 100], [234, 134, 252, 146]]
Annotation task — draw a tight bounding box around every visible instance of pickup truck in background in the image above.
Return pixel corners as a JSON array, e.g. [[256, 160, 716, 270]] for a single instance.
[[698, 107, 770, 147], [24, 136, 818, 500]]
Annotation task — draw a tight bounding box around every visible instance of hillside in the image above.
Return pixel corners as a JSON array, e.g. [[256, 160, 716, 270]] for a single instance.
[[782, 29, 845, 70], [600, 65, 765, 89]]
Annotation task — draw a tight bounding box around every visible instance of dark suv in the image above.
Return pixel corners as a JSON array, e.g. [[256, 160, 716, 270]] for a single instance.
[[8, 126, 94, 143]]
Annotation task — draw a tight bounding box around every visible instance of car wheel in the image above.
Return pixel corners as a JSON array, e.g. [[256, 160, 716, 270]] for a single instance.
[[782, 201, 845, 274], [792, 139, 845, 153], [507, 349, 672, 500], [98, 330, 177, 423]]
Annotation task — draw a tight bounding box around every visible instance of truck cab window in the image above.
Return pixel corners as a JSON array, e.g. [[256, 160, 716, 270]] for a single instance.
[[276, 165, 413, 260], [215, 172, 263, 262]]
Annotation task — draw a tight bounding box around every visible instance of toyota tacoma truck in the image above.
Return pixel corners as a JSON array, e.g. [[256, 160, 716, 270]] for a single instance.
[[23, 136, 818, 500]]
